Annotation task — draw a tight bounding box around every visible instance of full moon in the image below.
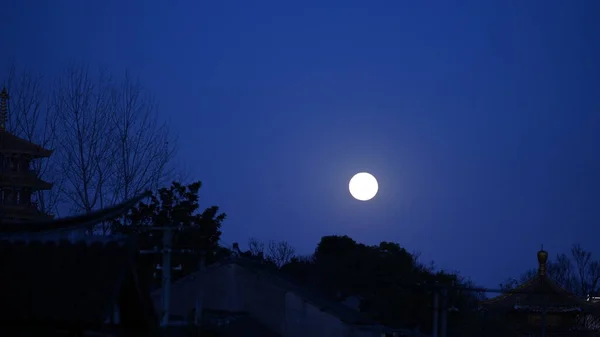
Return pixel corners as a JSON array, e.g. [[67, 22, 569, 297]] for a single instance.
[[349, 172, 379, 201]]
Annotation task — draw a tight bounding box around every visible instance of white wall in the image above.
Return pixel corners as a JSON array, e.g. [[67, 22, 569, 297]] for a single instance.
[[153, 263, 245, 318], [237, 265, 288, 334], [285, 291, 351, 337], [204, 264, 244, 312], [154, 262, 385, 337]]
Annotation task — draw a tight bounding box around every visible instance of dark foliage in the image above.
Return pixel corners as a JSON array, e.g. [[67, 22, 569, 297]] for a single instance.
[[113, 181, 226, 287], [273, 235, 483, 335]]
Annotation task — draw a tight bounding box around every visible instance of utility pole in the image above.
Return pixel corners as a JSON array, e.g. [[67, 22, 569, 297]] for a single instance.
[[432, 287, 439, 337], [194, 251, 206, 325], [440, 286, 448, 337], [161, 227, 173, 327], [138, 226, 181, 328], [138, 226, 210, 328]]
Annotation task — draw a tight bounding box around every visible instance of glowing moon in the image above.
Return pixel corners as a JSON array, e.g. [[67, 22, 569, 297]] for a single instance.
[[349, 172, 379, 201]]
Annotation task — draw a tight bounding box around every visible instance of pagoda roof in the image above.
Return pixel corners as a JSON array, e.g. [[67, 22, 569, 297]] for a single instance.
[[481, 249, 600, 314], [0, 130, 53, 157]]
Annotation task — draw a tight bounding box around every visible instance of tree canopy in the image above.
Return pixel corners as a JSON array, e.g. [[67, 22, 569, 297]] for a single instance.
[[247, 235, 483, 335], [113, 181, 226, 287]]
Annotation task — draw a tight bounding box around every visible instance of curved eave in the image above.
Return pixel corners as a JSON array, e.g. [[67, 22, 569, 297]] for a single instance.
[[0, 147, 53, 158], [32, 148, 53, 158], [0, 131, 54, 157], [544, 277, 600, 312], [514, 305, 581, 313], [0, 191, 151, 234], [480, 275, 600, 313], [34, 179, 53, 190]]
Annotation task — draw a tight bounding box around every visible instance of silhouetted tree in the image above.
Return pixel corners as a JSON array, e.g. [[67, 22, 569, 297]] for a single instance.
[[267, 240, 296, 268], [247, 237, 266, 259], [114, 181, 226, 286], [3, 64, 62, 216], [2, 64, 177, 233], [5, 64, 181, 229], [280, 255, 316, 285], [246, 238, 296, 268], [289, 235, 486, 334]]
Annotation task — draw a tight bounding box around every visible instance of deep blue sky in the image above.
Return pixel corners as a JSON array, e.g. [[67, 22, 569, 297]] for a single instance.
[[3, 0, 600, 288]]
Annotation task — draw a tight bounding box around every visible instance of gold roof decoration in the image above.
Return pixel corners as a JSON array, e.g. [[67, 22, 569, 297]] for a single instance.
[[537, 245, 548, 276]]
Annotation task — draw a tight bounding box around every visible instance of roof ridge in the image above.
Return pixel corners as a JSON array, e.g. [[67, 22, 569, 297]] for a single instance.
[[481, 275, 538, 304], [0, 191, 151, 234]]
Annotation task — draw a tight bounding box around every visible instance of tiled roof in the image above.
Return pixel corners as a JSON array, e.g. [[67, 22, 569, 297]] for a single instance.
[[0, 237, 159, 334], [0, 130, 53, 157], [481, 274, 600, 314]]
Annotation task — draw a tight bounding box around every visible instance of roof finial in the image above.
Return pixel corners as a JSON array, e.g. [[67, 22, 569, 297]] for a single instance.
[[0, 88, 8, 131], [537, 245, 548, 276]]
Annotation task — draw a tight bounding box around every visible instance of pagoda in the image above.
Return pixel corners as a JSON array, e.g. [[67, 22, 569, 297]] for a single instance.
[[480, 248, 600, 336], [0, 87, 54, 224]]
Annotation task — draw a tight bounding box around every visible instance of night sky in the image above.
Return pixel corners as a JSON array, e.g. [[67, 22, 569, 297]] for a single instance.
[[3, 0, 600, 289]]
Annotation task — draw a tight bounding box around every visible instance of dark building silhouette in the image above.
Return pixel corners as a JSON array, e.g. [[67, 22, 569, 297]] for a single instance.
[[481, 248, 600, 336], [0, 87, 54, 224], [0, 193, 159, 336]]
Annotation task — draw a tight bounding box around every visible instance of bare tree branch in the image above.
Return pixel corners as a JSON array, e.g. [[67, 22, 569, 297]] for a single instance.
[[108, 72, 176, 204], [4, 64, 62, 216], [53, 65, 115, 217], [248, 237, 265, 258], [267, 240, 296, 268], [4, 64, 178, 233]]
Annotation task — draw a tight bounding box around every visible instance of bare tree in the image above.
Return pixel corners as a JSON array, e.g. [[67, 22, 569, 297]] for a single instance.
[[107, 72, 175, 204], [3, 64, 177, 230], [51, 65, 177, 233], [247, 237, 265, 258], [267, 240, 296, 268], [570, 244, 600, 298], [246, 238, 296, 268], [547, 253, 575, 290], [53, 66, 114, 217], [4, 65, 62, 216]]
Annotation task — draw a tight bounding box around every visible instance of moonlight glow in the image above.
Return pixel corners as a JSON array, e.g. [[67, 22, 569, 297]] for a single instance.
[[349, 172, 379, 201]]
